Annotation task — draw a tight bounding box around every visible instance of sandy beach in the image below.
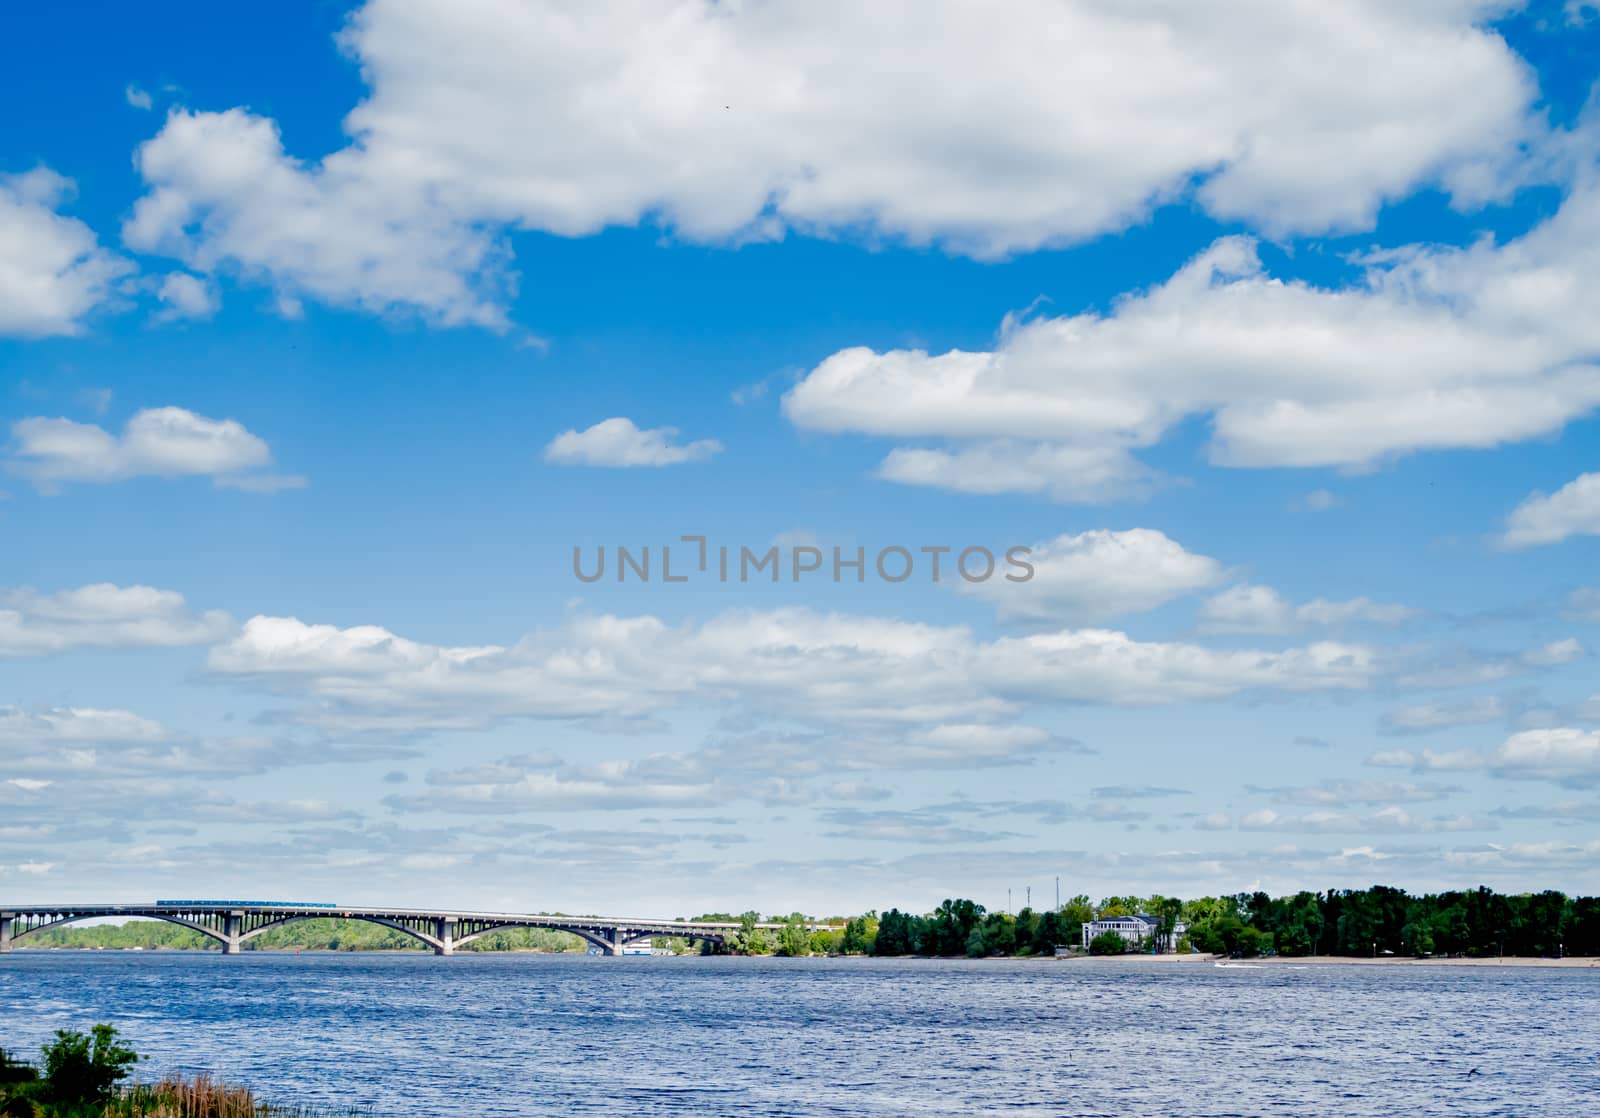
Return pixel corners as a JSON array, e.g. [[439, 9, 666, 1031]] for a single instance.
[[1067, 953, 1600, 969]]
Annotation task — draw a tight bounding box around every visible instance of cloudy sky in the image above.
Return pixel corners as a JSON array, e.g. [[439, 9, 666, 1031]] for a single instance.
[[4, 0, 1600, 916]]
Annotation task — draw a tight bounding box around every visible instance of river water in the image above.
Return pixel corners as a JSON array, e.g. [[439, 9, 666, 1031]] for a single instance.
[[1, 952, 1596, 1116]]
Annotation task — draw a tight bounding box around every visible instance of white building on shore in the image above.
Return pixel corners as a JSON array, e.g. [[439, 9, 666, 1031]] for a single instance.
[[1081, 913, 1186, 952]]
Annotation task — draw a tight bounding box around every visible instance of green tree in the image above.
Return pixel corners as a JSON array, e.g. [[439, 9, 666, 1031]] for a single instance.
[[776, 914, 811, 957], [1031, 909, 1067, 955], [1058, 895, 1094, 947], [840, 912, 878, 955], [873, 908, 916, 955], [927, 899, 985, 956], [730, 911, 774, 955], [41, 1025, 140, 1106]]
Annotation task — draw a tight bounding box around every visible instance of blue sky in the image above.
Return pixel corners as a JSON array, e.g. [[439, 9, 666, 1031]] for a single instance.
[[3, 1, 1600, 916]]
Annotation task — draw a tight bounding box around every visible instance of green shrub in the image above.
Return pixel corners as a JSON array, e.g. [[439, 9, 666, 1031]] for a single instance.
[[1088, 931, 1126, 956]]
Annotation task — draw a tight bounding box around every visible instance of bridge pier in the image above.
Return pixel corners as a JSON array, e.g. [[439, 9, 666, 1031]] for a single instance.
[[435, 917, 456, 956], [1, 914, 12, 954], [602, 927, 625, 956], [220, 911, 242, 955]]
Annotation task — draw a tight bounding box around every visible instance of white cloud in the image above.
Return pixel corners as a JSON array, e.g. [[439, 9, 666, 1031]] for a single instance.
[[1198, 583, 1416, 635], [7, 406, 301, 492], [543, 417, 721, 468], [1244, 780, 1462, 806], [1500, 471, 1600, 549], [153, 271, 220, 322], [1295, 489, 1344, 512], [1520, 637, 1583, 666], [207, 607, 1377, 736], [387, 728, 1082, 817], [877, 442, 1155, 504], [122, 0, 1539, 323], [125, 85, 153, 111], [0, 167, 131, 338], [784, 173, 1600, 494], [0, 583, 234, 657], [1394, 637, 1585, 688], [962, 528, 1222, 623], [1366, 747, 1488, 773], [0, 706, 165, 744], [1382, 696, 1506, 733], [1237, 806, 1491, 834], [126, 107, 512, 328], [1491, 727, 1600, 787], [1369, 728, 1600, 788]]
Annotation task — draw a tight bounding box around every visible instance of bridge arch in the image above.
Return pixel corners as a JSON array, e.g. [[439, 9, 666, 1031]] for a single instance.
[[452, 922, 554, 950], [6, 911, 232, 949], [235, 913, 443, 952]]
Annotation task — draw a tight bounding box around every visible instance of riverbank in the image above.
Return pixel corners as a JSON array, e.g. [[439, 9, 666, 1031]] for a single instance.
[[1242, 953, 1600, 968], [1070, 953, 1600, 968]]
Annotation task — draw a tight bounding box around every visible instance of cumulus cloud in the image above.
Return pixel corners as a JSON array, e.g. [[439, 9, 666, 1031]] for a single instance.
[[7, 406, 302, 492], [0, 583, 233, 657], [877, 442, 1156, 504], [961, 528, 1222, 624], [125, 107, 512, 328], [1198, 583, 1417, 635], [0, 167, 132, 337], [543, 417, 722, 468], [121, 0, 1539, 323], [1369, 728, 1600, 788], [1500, 471, 1600, 549], [1491, 727, 1600, 787], [0, 706, 165, 744], [206, 607, 1378, 738], [153, 271, 220, 322], [784, 173, 1600, 495]]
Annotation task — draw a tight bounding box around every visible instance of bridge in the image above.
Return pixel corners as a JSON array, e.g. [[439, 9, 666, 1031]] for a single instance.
[[0, 902, 832, 956]]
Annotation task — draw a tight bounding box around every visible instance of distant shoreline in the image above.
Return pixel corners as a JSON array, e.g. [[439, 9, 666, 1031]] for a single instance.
[[13, 946, 1598, 968], [1064, 952, 1600, 969]]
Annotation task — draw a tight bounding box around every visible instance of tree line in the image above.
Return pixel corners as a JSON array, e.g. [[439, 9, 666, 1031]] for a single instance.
[[17, 886, 1600, 958], [699, 886, 1600, 959]]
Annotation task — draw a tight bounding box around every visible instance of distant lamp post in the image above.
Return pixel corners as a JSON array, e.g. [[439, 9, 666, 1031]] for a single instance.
[[1371, 940, 1376, 959]]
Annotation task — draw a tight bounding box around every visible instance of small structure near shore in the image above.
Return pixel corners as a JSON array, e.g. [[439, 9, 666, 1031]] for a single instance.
[[1080, 913, 1186, 953]]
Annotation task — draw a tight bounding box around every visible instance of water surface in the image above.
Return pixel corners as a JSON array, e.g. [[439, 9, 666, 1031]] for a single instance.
[[2, 952, 1596, 1116]]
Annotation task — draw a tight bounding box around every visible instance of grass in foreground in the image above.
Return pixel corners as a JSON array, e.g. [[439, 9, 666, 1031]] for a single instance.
[[1, 1027, 368, 1118]]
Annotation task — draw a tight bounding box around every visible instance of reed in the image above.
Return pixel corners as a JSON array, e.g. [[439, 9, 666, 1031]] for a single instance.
[[104, 1075, 370, 1118]]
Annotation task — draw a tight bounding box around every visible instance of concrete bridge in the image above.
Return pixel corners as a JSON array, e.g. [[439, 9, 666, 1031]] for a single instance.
[[0, 902, 831, 956]]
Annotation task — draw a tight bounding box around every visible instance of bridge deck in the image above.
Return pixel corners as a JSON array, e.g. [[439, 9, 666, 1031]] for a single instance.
[[0, 903, 839, 956]]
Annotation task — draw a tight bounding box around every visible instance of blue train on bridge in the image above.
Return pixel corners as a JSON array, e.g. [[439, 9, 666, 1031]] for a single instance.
[[155, 900, 339, 908]]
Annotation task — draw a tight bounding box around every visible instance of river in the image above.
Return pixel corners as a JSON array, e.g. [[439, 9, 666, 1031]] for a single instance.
[[2, 952, 1596, 1116]]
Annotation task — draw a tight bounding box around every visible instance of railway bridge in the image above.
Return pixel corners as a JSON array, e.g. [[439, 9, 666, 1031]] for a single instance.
[[0, 901, 828, 956]]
